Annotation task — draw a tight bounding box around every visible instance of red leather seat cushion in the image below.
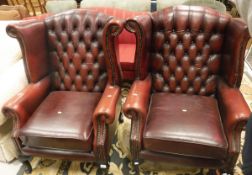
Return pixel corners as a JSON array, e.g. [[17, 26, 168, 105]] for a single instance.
[[143, 93, 228, 160], [19, 91, 101, 152]]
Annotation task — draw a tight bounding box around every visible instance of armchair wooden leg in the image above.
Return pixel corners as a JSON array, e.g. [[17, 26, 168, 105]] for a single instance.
[[19, 155, 32, 174]]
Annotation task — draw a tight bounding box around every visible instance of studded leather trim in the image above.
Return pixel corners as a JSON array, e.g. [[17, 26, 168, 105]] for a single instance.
[[130, 114, 142, 161], [94, 118, 108, 164]]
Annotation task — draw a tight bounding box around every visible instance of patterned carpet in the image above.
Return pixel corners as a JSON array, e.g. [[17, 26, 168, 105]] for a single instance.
[[18, 73, 252, 175], [17, 126, 245, 175]]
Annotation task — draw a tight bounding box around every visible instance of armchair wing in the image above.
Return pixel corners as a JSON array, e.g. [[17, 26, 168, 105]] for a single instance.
[[92, 17, 123, 165], [123, 16, 152, 161], [6, 20, 49, 83], [221, 18, 250, 88], [125, 14, 152, 80]]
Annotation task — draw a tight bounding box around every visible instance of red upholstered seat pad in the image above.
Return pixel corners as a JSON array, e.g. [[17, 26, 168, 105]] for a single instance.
[[19, 91, 101, 152], [144, 93, 228, 160], [119, 43, 136, 71], [87, 7, 148, 76]]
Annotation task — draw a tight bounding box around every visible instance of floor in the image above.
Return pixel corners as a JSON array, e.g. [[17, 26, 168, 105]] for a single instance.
[[0, 160, 22, 175]]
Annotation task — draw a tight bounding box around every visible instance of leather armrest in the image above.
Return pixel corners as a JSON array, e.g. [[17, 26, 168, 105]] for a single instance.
[[217, 80, 251, 153], [122, 75, 151, 161], [2, 76, 51, 136], [125, 14, 152, 80], [93, 85, 120, 124], [123, 75, 152, 120], [92, 84, 120, 163], [6, 20, 49, 83]]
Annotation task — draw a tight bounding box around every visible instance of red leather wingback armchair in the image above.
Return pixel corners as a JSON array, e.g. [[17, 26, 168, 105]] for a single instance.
[[2, 9, 123, 173], [123, 6, 251, 174]]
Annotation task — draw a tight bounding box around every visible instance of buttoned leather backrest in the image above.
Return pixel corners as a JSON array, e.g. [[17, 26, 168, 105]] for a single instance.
[[150, 6, 231, 96], [45, 10, 111, 92]]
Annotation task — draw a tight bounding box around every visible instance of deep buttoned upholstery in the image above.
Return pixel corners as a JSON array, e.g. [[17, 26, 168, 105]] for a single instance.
[[46, 12, 109, 92], [151, 8, 228, 95]]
